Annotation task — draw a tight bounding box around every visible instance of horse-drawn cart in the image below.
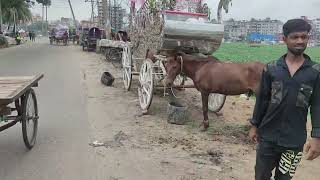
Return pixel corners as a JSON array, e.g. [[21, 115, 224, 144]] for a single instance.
[[49, 25, 69, 46], [82, 27, 102, 51], [0, 74, 43, 149], [121, 0, 227, 113], [98, 30, 130, 67], [98, 39, 127, 68]]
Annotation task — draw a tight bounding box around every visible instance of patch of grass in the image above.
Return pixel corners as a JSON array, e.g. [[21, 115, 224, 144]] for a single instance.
[[207, 122, 251, 137], [213, 43, 320, 63], [186, 118, 251, 139]]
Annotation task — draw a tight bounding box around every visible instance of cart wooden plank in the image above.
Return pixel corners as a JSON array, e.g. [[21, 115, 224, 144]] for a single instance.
[[0, 74, 44, 105], [0, 84, 23, 88], [0, 76, 37, 80]]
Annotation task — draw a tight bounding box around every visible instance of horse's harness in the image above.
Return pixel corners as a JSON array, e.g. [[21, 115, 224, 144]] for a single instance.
[[167, 55, 185, 98], [178, 55, 184, 75]]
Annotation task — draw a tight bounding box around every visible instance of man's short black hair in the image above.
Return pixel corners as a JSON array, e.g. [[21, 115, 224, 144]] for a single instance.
[[283, 19, 312, 37]]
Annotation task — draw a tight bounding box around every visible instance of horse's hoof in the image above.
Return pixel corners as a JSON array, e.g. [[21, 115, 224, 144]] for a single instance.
[[198, 123, 207, 131], [200, 127, 208, 132], [201, 121, 209, 132]]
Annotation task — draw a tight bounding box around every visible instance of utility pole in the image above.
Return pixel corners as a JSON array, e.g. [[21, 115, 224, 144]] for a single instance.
[[13, 9, 16, 34], [97, 0, 101, 28], [45, 6, 48, 34], [102, 0, 111, 38], [91, 0, 94, 24], [68, 0, 77, 29], [41, 5, 44, 35], [0, 0, 3, 32], [46, 6, 48, 23], [85, 0, 96, 26], [109, 0, 112, 30], [113, 0, 116, 30]]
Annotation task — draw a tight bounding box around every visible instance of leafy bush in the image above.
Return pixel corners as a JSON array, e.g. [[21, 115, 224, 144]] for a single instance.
[[0, 35, 9, 48]]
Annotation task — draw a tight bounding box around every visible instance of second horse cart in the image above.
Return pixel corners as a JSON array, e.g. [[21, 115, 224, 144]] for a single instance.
[[82, 27, 102, 51]]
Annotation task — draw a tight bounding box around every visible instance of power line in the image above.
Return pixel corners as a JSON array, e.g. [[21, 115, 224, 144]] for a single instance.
[[85, 0, 97, 24], [67, 0, 77, 28]]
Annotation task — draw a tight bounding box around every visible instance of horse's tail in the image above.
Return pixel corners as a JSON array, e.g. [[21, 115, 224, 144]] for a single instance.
[[245, 89, 254, 100], [247, 89, 254, 97]]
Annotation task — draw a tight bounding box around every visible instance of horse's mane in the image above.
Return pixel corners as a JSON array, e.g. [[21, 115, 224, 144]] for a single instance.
[[178, 52, 220, 63]]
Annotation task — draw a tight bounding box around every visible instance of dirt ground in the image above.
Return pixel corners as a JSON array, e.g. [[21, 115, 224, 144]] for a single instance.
[[80, 51, 320, 180]]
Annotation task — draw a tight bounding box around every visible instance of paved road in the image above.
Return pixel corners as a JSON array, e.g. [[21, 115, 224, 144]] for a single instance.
[[0, 39, 98, 180]]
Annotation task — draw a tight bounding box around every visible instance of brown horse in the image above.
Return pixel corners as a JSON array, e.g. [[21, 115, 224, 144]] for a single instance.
[[163, 52, 265, 130]]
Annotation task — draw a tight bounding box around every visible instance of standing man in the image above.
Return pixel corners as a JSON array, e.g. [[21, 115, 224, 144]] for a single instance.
[[29, 31, 32, 41], [249, 19, 320, 180], [32, 31, 36, 42]]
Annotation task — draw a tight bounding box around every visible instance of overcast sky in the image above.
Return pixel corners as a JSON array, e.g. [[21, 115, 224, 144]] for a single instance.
[[31, 0, 320, 22]]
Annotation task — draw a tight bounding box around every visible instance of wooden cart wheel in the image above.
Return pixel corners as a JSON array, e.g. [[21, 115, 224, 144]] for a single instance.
[[208, 93, 226, 112], [21, 89, 38, 150], [138, 59, 154, 113], [122, 45, 132, 91]]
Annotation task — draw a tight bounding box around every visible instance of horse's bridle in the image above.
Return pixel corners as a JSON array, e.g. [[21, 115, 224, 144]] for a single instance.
[[166, 55, 184, 99], [177, 55, 184, 75]]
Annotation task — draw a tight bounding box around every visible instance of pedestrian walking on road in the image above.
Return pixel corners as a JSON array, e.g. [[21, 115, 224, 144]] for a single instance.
[[29, 31, 32, 41]]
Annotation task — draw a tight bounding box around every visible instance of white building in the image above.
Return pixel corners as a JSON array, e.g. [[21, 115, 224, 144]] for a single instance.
[[224, 18, 283, 40], [97, 1, 125, 31], [313, 18, 320, 33]]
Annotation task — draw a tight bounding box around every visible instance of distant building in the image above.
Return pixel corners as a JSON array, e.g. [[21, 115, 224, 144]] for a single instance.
[[311, 18, 320, 42], [32, 14, 42, 22], [80, 20, 91, 28], [97, 2, 126, 31], [248, 18, 283, 36], [224, 18, 283, 41], [60, 17, 73, 26], [97, 1, 104, 28], [224, 19, 249, 40], [313, 18, 320, 32], [110, 6, 126, 31], [300, 16, 318, 41]]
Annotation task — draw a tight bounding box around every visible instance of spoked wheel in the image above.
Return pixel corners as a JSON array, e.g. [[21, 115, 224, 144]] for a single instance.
[[21, 89, 38, 150], [122, 45, 132, 91], [138, 59, 154, 113], [208, 93, 226, 112]]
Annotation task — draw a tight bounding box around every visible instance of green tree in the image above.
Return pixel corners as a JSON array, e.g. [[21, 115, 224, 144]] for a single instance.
[[24, 0, 36, 6], [35, 0, 51, 6], [1, 0, 32, 33], [217, 0, 232, 23], [35, 0, 51, 34]]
